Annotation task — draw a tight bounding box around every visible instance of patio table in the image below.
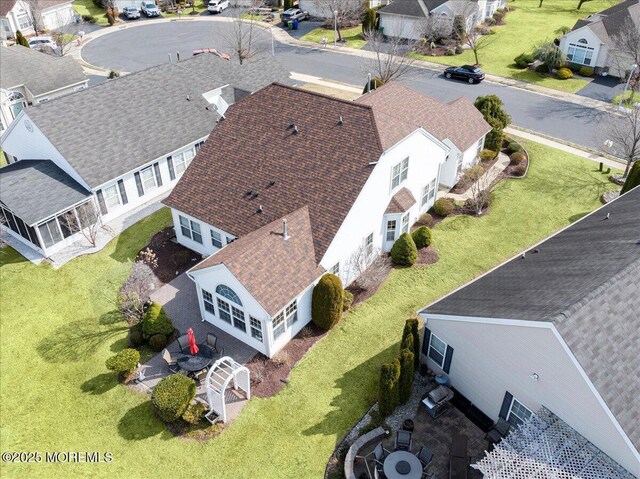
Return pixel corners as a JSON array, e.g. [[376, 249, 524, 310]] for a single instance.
[[383, 451, 422, 479], [176, 344, 214, 373]]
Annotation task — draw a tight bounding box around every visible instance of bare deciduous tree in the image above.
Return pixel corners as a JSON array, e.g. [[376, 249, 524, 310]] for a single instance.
[[59, 202, 105, 247], [605, 106, 640, 177], [316, 0, 364, 42], [117, 262, 156, 324], [345, 243, 391, 292], [362, 29, 416, 84], [464, 164, 493, 215], [610, 17, 640, 93], [464, 26, 494, 65], [18, 0, 45, 36], [224, 9, 261, 65], [420, 14, 452, 44], [50, 12, 78, 57]]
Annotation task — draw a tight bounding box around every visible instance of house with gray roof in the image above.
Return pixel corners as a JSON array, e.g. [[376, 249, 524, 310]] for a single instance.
[[559, 0, 640, 77], [0, 44, 88, 133], [0, 0, 76, 41], [418, 186, 640, 477], [0, 53, 290, 259]]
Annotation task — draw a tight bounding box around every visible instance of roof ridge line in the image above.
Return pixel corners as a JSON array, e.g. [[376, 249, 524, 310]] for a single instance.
[[270, 82, 372, 109]]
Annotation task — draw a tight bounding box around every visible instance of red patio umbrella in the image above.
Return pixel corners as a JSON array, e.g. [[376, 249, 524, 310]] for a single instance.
[[187, 328, 199, 355]]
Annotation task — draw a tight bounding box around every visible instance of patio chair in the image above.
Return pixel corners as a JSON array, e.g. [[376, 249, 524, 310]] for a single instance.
[[418, 445, 433, 468], [206, 333, 218, 354], [486, 418, 510, 444], [161, 349, 179, 373], [177, 334, 190, 352], [195, 368, 208, 385], [395, 430, 412, 452], [372, 443, 388, 465]]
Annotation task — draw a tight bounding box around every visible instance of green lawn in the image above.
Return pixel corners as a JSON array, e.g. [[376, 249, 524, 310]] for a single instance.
[[72, 0, 109, 25], [612, 90, 640, 107], [412, 0, 618, 93], [0, 141, 618, 478], [301, 25, 366, 49]]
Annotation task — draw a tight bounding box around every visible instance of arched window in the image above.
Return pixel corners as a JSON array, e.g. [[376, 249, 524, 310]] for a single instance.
[[567, 38, 594, 66], [577, 38, 588, 44], [215, 284, 246, 333], [216, 284, 242, 306]]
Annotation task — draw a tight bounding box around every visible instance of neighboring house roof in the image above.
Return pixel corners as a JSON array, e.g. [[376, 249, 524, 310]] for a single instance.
[[0, 45, 87, 97], [569, 0, 640, 48], [0, 160, 90, 225], [23, 53, 290, 189], [0, 0, 70, 16], [164, 83, 384, 264], [356, 82, 491, 151], [422, 186, 640, 451], [379, 0, 432, 18], [385, 187, 417, 214], [191, 206, 324, 316]]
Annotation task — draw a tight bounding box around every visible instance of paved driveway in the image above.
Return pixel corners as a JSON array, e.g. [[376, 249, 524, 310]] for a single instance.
[[576, 75, 624, 103]]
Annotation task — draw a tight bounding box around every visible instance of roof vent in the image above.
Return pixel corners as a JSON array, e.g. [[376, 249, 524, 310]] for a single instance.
[[282, 219, 289, 240], [252, 192, 259, 199], [268, 180, 276, 188], [338, 116, 344, 125], [605, 212, 610, 220], [244, 190, 253, 197], [521, 252, 526, 259], [257, 205, 263, 214], [293, 125, 299, 135], [186, 95, 191, 101]]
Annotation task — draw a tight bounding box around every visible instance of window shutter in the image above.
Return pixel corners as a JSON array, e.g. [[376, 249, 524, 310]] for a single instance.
[[422, 327, 432, 356], [134, 172, 144, 197], [117, 179, 128, 205], [499, 391, 513, 420], [95, 189, 108, 215], [443, 345, 454, 374], [153, 162, 163, 187], [167, 156, 175, 181]]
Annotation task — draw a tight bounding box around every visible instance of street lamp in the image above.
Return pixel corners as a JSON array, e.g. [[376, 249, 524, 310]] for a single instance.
[[618, 63, 639, 110], [333, 10, 338, 49], [271, 27, 275, 57]]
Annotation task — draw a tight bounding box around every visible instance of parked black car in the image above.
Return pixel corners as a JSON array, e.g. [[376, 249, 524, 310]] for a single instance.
[[444, 65, 485, 84]]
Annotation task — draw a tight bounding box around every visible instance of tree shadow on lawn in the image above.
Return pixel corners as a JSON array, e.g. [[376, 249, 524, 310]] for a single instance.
[[301, 343, 399, 445], [0, 246, 30, 269], [118, 401, 171, 441], [80, 373, 118, 395]]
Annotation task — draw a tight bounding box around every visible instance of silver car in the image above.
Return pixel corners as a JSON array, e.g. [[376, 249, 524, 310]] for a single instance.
[[123, 6, 141, 19]]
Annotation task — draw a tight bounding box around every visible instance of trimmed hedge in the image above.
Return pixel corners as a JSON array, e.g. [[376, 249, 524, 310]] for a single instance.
[[621, 161, 640, 194], [151, 374, 196, 423], [378, 358, 400, 416], [432, 198, 454, 217], [343, 290, 354, 311], [514, 163, 527, 176], [401, 332, 413, 352], [311, 274, 344, 330], [411, 226, 432, 249], [415, 212, 434, 227], [579, 66, 594, 77], [479, 149, 496, 162], [149, 334, 168, 352], [129, 328, 144, 347], [398, 348, 415, 404], [403, 318, 421, 369], [390, 232, 418, 266], [142, 302, 174, 339], [510, 152, 526, 165], [105, 348, 140, 375], [513, 52, 534, 69], [182, 401, 208, 425], [556, 67, 573, 80], [506, 141, 523, 155]]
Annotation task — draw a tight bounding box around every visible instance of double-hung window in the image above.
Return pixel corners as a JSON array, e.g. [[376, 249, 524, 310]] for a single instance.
[[17, 13, 31, 29], [179, 215, 202, 244], [250, 316, 263, 342], [273, 312, 285, 340], [103, 184, 120, 210], [386, 220, 396, 242], [231, 305, 246, 332], [329, 262, 340, 275], [391, 157, 409, 189], [285, 300, 298, 327], [140, 166, 157, 192], [210, 230, 223, 248], [202, 289, 215, 314], [421, 179, 437, 207], [365, 232, 374, 256], [507, 397, 533, 428], [428, 333, 447, 369], [217, 298, 231, 323], [401, 212, 410, 234], [174, 148, 195, 176]]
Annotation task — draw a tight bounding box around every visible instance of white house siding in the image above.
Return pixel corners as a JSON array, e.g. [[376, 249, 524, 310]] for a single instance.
[[320, 129, 447, 285], [559, 27, 606, 71], [40, 2, 75, 31], [268, 281, 316, 357], [438, 137, 483, 188], [378, 14, 425, 40], [300, 0, 384, 18], [170, 208, 235, 257], [419, 316, 640, 476]]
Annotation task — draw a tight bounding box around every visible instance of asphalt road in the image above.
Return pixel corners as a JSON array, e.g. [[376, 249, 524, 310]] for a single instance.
[[82, 20, 613, 151]]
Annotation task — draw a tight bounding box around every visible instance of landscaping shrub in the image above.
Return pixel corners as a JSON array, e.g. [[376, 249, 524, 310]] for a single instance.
[[556, 67, 573, 80], [555, 25, 571, 35], [92, 0, 103, 7], [401, 332, 413, 352], [415, 212, 434, 227], [398, 349, 415, 404], [535, 64, 549, 73], [363, 77, 382, 94], [510, 152, 526, 165], [445, 48, 455, 56], [411, 226, 432, 249], [129, 328, 144, 347], [492, 11, 504, 23], [579, 66, 594, 77], [378, 358, 400, 416], [534, 42, 564, 70], [311, 273, 344, 330], [484, 17, 496, 26], [479, 149, 496, 162], [506, 141, 523, 155], [142, 302, 174, 339], [283, 0, 293, 10], [105, 348, 140, 376], [108, 70, 120, 79], [484, 130, 503, 152], [342, 290, 354, 311], [151, 374, 196, 423], [514, 52, 534, 69], [390, 232, 418, 266], [83, 15, 97, 23], [362, 7, 376, 33], [403, 318, 421, 368], [15, 30, 29, 48], [621, 161, 640, 194], [475, 95, 510, 153], [455, 45, 463, 54], [452, 15, 465, 42], [514, 163, 527, 176], [432, 198, 454, 217], [149, 334, 168, 352], [182, 401, 208, 425], [464, 194, 491, 212]]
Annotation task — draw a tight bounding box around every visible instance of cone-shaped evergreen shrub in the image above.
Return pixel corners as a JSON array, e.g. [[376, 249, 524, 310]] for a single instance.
[[16, 30, 29, 48], [403, 318, 421, 368], [379, 358, 401, 416], [390, 232, 417, 266], [311, 273, 344, 330], [412, 226, 432, 249], [399, 348, 415, 404], [142, 302, 174, 339]]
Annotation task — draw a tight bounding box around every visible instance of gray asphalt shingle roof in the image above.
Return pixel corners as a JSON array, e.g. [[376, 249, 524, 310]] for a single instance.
[[570, 0, 640, 48], [24, 53, 290, 188], [0, 45, 87, 96], [0, 160, 91, 225], [379, 0, 432, 18]]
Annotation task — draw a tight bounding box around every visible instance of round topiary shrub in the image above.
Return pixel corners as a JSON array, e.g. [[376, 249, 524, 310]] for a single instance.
[[343, 290, 354, 312], [311, 273, 344, 330], [556, 67, 573, 80], [514, 52, 534, 69], [579, 66, 594, 77], [105, 348, 140, 376], [432, 198, 454, 217], [535, 64, 549, 74], [142, 302, 174, 339], [416, 212, 433, 227], [514, 163, 527, 176], [510, 152, 526, 165], [390, 232, 418, 266], [151, 374, 196, 423], [479, 149, 496, 162], [149, 334, 168, 352], [129, 328, 144, 347], [411, 226, 432, 249], [182, 401, 208, 425], [506, 141, 523, 155]]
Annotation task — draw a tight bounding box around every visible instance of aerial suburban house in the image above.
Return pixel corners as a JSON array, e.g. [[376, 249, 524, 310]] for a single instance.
[[0, 54, 289, 259], [0, 44, 88, 133], [163, 82, 490, 358], [378, 0, 506, 40], [419, 186, 640, 477], [0, 0, 76, 40], [558, 0, 640, 77]]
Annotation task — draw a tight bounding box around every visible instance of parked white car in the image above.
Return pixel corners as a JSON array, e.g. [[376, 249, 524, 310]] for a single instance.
[[141, 1, 160, 16], [123, 6, 141, 19], [207, 0, 228, 13], [27, 36, 58, 51]]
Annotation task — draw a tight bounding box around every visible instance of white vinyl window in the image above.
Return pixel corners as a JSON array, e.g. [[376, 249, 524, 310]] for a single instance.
[[210, 229, 223, 248], [140, 166, 157, 192], [202, 289, 215, 314], [329, 262, 340, 275], [391, 157, 409, 189], [422, 179, 437, 207], [285, 300, 298, 327], [273, 312, 285, 340], [401, 212, 410, 234], [232, 305, 246, 332], [507, 397, 533, 428], [17, 13, 32, 30], [365, 232, 374, 256], [250, 316, 263, 342], [179, 215, 202, 244], [103, 184, 120, 209], [428, 333, 447, 369], [174, 147, 196, 175], [386, 220, 396, 242], [567, 39, 594, 66], [38, 218, 63, 248], [217, 298, 231, 323]]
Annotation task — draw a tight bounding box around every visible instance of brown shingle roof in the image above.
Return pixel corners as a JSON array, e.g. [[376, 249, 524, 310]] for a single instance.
[[385, 187, 416, 214], [164, 83, 384, 264], [191, 206, 324, 316], [356, 82, 492, 151]]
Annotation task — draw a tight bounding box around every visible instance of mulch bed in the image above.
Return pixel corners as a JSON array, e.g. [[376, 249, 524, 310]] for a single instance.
[[136, 227, 202, 285], [246, 324, 328, 398], [416, 246, 439, 266], [450, 154, 500, 194]]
